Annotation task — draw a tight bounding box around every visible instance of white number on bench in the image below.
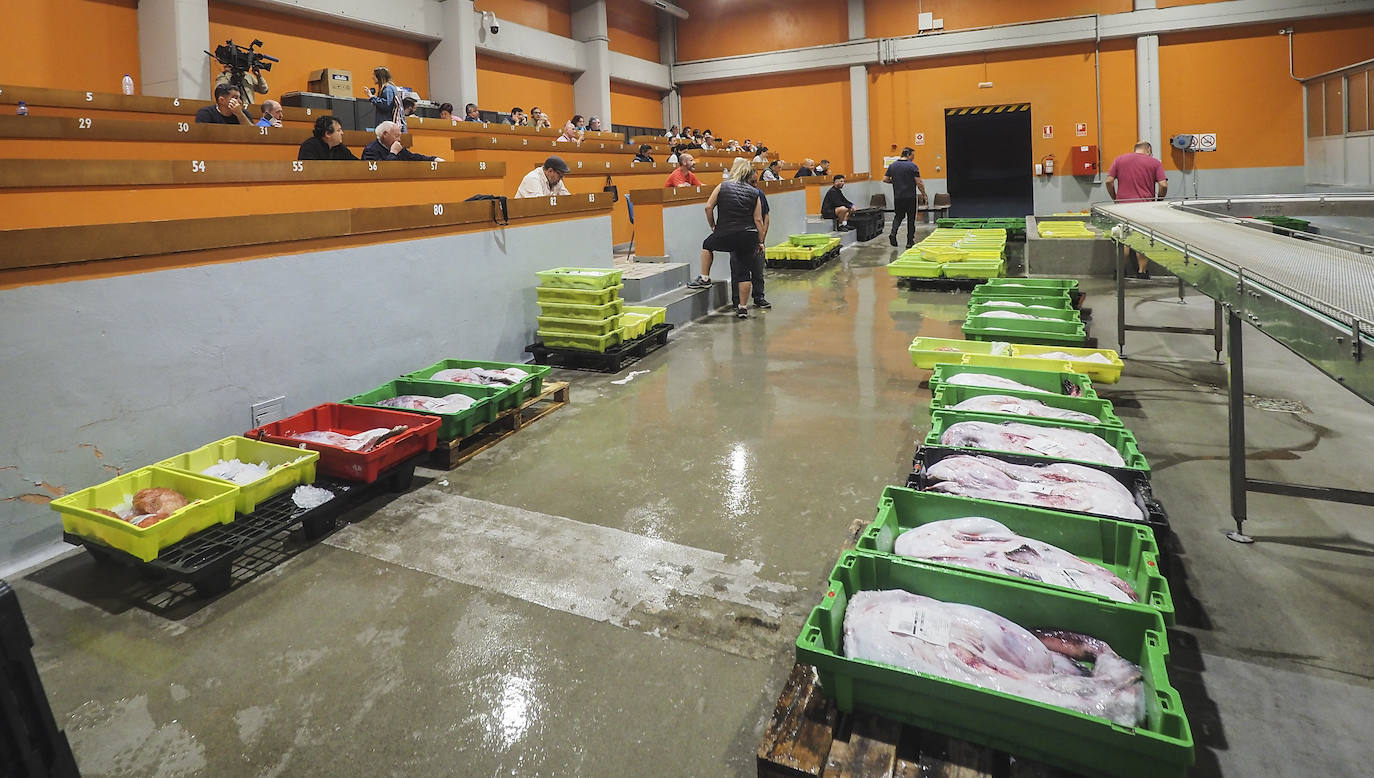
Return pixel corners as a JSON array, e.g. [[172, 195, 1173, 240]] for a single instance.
[[549, 196, 558, 206], [85, 92, 93, 102], [173, 98, 180, 106], [430, 161, 438, 171], [259, 126, 268, 135], [292, 161, 304, 172], [77, 117, 92, 129], [368, 161, 378, 171], [433, 203, 444, 216], [479, 162, 486, 170], [177, 122, 189, 132], [191, 160, 206, 173], [587, 194, 595, 202]]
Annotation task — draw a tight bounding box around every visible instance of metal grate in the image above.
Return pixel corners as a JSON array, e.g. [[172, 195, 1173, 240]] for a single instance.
[[1098, 201, 1374, 333]]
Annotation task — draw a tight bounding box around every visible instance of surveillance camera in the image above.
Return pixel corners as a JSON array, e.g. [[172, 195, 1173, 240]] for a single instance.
[[483, 11, 500, 34], [491, 19, 500, 34]]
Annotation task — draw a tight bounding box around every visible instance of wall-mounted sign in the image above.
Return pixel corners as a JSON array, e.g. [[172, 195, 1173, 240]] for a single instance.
[[914, 132, 926, 146], [1075, 122, 1087, 137], [1042, 125, 1054, 139]]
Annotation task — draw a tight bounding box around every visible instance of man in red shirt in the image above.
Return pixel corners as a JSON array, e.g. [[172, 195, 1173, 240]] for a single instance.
[[665, 153, 702, 188], [1106, 141, 1168, 278]]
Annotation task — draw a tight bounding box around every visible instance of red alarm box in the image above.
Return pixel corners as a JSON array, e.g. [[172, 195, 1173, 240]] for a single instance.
[[1071, 145, 1098, 174]]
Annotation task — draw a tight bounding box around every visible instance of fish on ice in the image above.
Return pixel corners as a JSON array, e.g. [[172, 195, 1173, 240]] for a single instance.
[[925, 454, 1143, 521], [940, 420, 1125, 467], [949, 394, 1099, 424]]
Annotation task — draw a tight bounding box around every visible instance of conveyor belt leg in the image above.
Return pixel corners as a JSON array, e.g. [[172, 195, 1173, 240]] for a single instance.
[[1226, 309, 1254, 544], [1116, 242, 1127, 356], [1212, 300, 1224, 365]]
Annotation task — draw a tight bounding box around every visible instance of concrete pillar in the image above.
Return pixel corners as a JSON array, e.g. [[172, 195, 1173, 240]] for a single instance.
[[429, 0, 479, 109], [571, 0, 612, 125], [1136, 34, 1162, 157], [848, 0, 869, 173], [138, 0, 210, 99]]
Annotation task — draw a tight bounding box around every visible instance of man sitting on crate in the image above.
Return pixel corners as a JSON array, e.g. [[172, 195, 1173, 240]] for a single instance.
[[821, 175, 854, 231], [361, 121, 443, 162]]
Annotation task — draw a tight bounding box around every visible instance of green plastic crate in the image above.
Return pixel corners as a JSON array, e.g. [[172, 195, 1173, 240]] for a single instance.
[[536, 298, 624, 320], [888, 260, 942, 279], [856, 487, 1171, 621], [969, 293, 1073, 310], [982, 278, 1079, 292], [797, 551, 1193, 778], [622, 305, 666, 329], [404, 359, 550, 410], [929, 363, 1098, 398], [343, 379, 499, 440], [50, 466, 239, 562], [534, 267, 624, 290], [535, 284, 624, 305], [537, 328, 622, 352], [968, 304, 1079, 321], [931, 383, 1121, 426], [928, 409, 1150, 472], [964, 316, 1089, 347], [155, 436, 319, 515], [535, 314, 621, 336]]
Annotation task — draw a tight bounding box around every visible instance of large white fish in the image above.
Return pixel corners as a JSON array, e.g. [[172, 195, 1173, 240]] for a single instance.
[[892, 517, 1137, 602], [844, 589, 1144, 725], [950, 394, 1099, 424], [925, 455, 1143, 521], [943, 372, 1062, 395], [940, 420, 1124, 467]]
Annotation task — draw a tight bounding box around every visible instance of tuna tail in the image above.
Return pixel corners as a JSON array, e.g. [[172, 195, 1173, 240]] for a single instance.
[[1031, 629, 1115, 662], [1062, 378, 1083, 397]]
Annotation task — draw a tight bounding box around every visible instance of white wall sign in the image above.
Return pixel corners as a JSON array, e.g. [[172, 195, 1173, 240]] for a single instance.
[[1042, 125, 1054, 139], [1075, 122, 1087, 137], [914, 132, 926, 146]]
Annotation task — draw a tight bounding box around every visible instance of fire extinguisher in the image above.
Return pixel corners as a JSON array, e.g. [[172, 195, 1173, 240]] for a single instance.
[[1041, 154, 1055, 175]]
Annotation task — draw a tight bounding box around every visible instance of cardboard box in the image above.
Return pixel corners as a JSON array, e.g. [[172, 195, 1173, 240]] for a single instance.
[[308, 68, 353, 98]]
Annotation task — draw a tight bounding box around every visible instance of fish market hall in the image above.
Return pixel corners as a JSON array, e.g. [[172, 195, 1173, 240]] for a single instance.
[[3, 3, 1373, 777]]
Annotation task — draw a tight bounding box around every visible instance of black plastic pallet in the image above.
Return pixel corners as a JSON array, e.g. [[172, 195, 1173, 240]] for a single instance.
[[1, 582, 80, 778], [526, 323, 673, 373], [62, 460, 419, 599], [895, 276, 988, 291], [764, 246, 840, 270]]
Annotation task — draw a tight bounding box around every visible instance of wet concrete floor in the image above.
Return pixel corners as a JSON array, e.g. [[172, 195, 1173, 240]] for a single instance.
[[12, 241, 1374, 776]]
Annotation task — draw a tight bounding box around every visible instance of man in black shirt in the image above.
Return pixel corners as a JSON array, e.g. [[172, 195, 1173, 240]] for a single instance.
[[884, 146, 928, 248], [194, 83, 249, 124], [297, 116, 357, 160], [361, 121, 441, 162], [821, 175, 854, 231], [794, 158, 816, 177]]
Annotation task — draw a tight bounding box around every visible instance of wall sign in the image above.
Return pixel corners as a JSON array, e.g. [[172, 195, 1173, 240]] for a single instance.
[[1042, 125, 1054, 139], [1075, 122, 1087, 137], [914, 132, 926, 146]]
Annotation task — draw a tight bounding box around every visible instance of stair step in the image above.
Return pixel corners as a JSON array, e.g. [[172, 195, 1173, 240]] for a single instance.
[[620, 262, 691, 302], [631, 282, 729, 328], [804, 218, 857, 245]]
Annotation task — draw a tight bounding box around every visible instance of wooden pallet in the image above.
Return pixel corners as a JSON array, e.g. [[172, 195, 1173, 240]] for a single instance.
[[758, 520, 1078, 778], [430, 381, 569, 469]]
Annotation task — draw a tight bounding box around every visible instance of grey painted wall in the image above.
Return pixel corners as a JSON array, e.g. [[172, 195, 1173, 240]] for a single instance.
[[0, 216, 612, 575], [659, 189, 808, 275]]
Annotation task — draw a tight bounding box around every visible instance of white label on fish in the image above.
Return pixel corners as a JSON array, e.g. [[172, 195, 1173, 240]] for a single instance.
[[889, 607, 952, 646]]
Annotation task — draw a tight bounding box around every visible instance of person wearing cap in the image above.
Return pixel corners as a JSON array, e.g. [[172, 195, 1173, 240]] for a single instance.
[[516, 156, 572, 198]]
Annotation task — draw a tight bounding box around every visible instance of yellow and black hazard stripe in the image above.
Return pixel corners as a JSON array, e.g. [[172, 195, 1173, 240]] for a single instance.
[[945, 103, 1030, 116]]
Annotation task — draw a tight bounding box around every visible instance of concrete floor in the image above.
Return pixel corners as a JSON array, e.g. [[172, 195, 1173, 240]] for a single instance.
[[12, 242, 1374, 777]]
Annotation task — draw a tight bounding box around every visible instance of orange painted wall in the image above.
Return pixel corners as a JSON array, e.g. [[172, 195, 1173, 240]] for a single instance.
[[866, 1, 1131, 38], [475, 55, 576, 122], [607, 0, 660, 61], [0, 0, 139, 92], [867, 41, 1136, 179], [1159, 15, 1374, 171], [207, 2, 429, 103], [475, 0, 572, 38], [676, 0, 850, 62], [611, 81, 665, 127], [681, 68, 852, 169]]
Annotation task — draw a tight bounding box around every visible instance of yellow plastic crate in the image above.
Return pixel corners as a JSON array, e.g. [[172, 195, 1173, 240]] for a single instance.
[[537, 328, 623, 352], [959, 353, 1077, 374], [908, 337, 1007, 369], [50, 466, 239, 561], [918, 246, 970, 263], [622, 305, 666, 329], [888, 260, 942, 278], [619, 311, 651, 340], [155, 436, 318, 514], [1011, 344, 1124, 383]]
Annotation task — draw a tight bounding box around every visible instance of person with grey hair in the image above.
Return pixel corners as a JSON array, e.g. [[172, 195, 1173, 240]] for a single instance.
[[256, 99, 283, 128], [361, 120, 443, 162]]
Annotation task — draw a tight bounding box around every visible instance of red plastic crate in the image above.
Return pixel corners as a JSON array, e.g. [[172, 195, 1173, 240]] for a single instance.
[[245, 403, 440, 483]]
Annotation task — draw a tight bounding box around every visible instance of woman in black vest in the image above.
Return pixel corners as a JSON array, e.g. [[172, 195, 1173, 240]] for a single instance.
[[702, 166, 765, 319]]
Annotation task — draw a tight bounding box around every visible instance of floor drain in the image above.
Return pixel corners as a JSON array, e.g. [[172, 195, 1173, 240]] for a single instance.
[[1245, 395, 1310, 413]]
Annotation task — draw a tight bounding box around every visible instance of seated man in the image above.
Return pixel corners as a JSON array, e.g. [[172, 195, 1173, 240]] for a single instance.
[[195, 83, 248, 124], [821, 175, 854, 231], [633, 144, 654, 163], [508, 107, 528, 125], [464, 103, 482, 122], [814, 159, 831, 176], [794, 158, 816, 177], [516, 156, 572, 198], [256, 99, 283, 128], [665, 153, 701, 188], [297, 115, 357, 160], [760, 160, 782, 181], [587, 116, 603, 132], [362, 121, 442, 161]]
